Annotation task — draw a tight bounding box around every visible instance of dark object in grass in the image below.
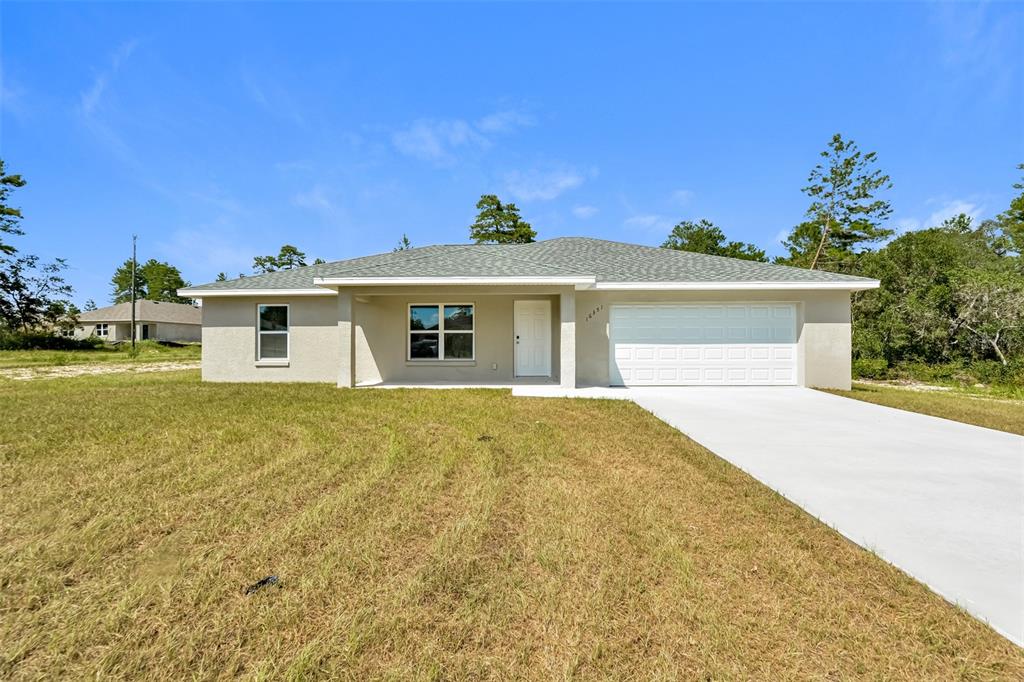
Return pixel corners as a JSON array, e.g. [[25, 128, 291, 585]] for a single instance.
[[244, 575, 280, 595], [477, 434, 494, 442]]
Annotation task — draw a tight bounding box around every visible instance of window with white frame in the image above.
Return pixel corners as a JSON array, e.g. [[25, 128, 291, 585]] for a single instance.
[[257, 304, 289, 360], [408, 304, 474, 360], [95, 323, 108, 337]]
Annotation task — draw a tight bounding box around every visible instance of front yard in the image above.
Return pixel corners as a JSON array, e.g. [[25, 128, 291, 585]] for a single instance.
[[1, 372, 1020, 679], [826, 382, 1024, 436]]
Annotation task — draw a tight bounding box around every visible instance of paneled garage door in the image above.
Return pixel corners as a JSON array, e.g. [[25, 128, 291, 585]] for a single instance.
[[609, 303, 798, 386]]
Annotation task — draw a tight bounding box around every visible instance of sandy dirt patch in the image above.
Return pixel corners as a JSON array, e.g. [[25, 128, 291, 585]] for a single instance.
[[0, 361, 200, 381]]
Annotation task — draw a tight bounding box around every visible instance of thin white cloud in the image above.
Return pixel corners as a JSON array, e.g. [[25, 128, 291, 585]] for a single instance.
[[891, 198, 985, 235], [391, 118, 487, 163], [925, 199, 983, 228], [475, 109, 535, 133], [240, 66, 307, 127], [572, 205, 598, 219], [505, 168, 584, 201], [1, 70, 27, 119], [624, 213, 673, 235], [894, 218, 922, 234], [292, 184, 346, 225], [79, 39, 139, 116], [670, 189, 695, 206], [391, 109, 532, 164], [157, 224, 255, 278]]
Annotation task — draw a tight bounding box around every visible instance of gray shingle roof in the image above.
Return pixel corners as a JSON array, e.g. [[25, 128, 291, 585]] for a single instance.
[[78, 300, 202, 324], [183, 237, 875, 292]]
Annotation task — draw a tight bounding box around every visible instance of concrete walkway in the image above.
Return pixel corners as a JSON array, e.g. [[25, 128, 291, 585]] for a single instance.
[[514, 385, 1024, 644]]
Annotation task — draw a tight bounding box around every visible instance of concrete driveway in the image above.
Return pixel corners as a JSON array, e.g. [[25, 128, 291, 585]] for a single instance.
[[624, 387, 1024, 645]]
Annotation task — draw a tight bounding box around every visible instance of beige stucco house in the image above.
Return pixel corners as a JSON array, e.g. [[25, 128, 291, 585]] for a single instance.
[[178, 238, 878, 389], [75, 300, 202, 343]]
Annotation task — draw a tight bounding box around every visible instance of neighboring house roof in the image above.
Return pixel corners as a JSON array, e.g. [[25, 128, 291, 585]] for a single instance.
[[179, 237, 878, 295], [78, 300, 202, 325]]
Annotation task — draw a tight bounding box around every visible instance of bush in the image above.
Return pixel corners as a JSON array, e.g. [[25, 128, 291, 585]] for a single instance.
[[852, 357, 1024, 387], [0, 332, 104, 351], [851, 357, 888, 380]]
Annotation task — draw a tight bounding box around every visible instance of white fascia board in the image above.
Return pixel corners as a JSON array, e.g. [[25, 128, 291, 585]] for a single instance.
[[590, 280, 880, 291], [176, 288, 338, 297], [313, 276, 596, 287]]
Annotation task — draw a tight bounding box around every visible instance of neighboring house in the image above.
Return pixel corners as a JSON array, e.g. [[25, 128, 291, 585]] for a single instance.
[[75, 300, 202, 343], [178, 237, 878, 389]]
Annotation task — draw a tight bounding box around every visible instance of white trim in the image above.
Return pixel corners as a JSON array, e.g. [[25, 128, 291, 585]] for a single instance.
[[315, 276, 594, 287], [407, 302, 476, 362], [588, 280, 879, 291], [177, 288, 337, 297], [256, 303, 290, 363]]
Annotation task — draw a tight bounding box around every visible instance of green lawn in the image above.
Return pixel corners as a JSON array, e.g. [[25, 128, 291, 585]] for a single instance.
[[0, 341, 200, 368], [826, 382, 1024, 436], [2, 372, 1020, 679]]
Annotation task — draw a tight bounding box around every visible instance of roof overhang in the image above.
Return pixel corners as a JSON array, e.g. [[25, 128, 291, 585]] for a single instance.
[[590, 280, 880, 291], [313, 276, 596, 287], [176, 288, 338, 298]]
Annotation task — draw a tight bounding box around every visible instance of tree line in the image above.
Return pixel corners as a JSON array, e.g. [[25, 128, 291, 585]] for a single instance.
[[463, 134, 1022, 371]]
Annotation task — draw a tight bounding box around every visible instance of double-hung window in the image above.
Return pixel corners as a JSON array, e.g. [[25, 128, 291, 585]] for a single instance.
[[95, 323, 108, 337], [408, 304, 474, 360], [257, 304, 289, 361]]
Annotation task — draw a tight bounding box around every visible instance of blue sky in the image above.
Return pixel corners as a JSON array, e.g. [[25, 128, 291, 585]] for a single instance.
[[1, 2, 1021, 305]]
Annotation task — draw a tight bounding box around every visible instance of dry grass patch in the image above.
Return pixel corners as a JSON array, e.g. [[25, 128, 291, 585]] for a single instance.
[[1, 372, 1021, 679], [825, 382, 1024, 436]]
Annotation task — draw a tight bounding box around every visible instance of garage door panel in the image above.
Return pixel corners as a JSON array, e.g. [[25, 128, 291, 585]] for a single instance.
[[610, 303, 798, 386]]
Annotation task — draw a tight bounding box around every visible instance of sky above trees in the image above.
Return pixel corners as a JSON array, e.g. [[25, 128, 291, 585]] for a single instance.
[[1, 2, 1020, 305]]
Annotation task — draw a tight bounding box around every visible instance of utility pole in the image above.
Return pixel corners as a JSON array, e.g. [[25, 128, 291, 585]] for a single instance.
[[131, 234, 137, 352]]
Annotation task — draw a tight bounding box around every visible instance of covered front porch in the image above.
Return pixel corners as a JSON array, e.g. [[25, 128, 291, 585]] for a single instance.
[[334, 285, 577, 389]]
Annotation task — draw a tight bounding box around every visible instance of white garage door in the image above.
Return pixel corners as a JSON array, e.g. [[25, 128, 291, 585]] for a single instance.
[[609, 303, 797, 386]]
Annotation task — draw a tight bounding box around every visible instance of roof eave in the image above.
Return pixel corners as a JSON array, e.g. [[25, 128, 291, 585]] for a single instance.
[[591, 280, 880, 291], [176, 287, 338, 298], [313, 276, 596, 287]]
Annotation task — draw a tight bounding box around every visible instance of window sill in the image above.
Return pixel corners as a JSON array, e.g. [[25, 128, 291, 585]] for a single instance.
[[405, 360, 476, 367], [255, 360, 290, 368]]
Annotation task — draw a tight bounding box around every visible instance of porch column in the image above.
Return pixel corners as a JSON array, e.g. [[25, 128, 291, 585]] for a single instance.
[[559, 289, 576, 389], [337, 289, 354, 388]]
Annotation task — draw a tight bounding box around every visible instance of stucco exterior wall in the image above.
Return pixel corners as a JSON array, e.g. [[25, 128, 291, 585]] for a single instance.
[[196, 287, 852, 389], [574, 289, 852, 390], [151, 322, 202, 342], [352, 290, 562, 385], [200, 296, 341, 382], [74, 321, 201, 342]]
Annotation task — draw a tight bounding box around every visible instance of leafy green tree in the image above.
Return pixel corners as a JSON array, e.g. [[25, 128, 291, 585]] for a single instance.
[[84, 299, 97, 311], [394, 234, 412, 252], [778, 134, 893, 272], [662, 219, 766, 262], [853, 214, 1020, 365], [469, 195, 536, 244], [950, 268, 1024, 365], [0, 255, 74, 331], [111, 259, 190, 304], [0, 159, 26, 256], [253, 244, 307, 273], [312, 258, 326, 265], [215, 272, 227, 282], [994, 163, 1023, 257]]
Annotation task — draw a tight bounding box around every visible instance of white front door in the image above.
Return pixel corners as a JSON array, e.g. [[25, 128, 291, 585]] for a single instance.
[[514, 300, 551, 377]]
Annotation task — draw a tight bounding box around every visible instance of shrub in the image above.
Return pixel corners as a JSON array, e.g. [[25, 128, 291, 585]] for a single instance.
[[0, 332, 104, 351], [852, 357, 1024, 387], [851, 357, 889, 380]]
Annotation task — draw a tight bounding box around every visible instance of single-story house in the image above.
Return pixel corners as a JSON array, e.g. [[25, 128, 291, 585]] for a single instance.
[[75, 300, 202, 343], [178, 237, 878, 389]]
